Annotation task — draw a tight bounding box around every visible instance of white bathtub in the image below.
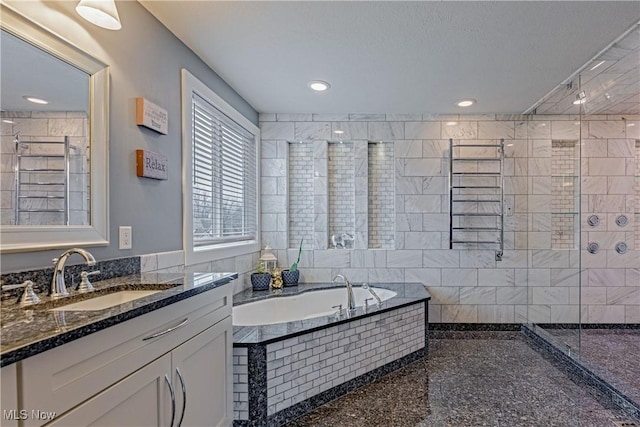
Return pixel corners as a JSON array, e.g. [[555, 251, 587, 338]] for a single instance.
[[233, 287, 397, 326]]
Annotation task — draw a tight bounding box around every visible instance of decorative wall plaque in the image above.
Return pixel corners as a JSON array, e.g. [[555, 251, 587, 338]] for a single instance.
[[136, 97, 168, 134], [136, 149, 168, 180]]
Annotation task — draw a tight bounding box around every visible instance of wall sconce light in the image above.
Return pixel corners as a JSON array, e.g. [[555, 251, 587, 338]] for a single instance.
[[76, 0, 122, 30]]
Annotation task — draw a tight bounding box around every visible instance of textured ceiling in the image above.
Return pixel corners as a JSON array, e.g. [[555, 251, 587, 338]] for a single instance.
[[0, 30, 89, 112], [140, 1, 640, 115]]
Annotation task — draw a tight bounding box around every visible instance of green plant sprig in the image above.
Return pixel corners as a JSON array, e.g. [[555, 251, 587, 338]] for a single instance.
[[290, 239, 303, 272]]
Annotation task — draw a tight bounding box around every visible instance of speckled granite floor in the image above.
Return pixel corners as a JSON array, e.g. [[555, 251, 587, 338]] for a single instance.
[[286, 332, 630, 427], [542, 328, 640, 404]]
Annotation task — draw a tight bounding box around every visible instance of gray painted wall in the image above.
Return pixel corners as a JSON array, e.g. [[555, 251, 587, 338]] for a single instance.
[[1, 1, 258, 272]]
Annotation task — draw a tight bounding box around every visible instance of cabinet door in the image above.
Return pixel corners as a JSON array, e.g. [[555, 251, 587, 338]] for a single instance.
[[1, 364, 18, 427], [47, 354, 173, 427], [172, 316, 233, 427]]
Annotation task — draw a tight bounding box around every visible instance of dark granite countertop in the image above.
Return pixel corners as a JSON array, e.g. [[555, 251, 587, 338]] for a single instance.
[[232, 282, 430, 346], [0, 272, 237, 367]]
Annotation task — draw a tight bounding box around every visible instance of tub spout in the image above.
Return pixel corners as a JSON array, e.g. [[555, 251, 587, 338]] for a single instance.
[[332, 274, 355, 314]]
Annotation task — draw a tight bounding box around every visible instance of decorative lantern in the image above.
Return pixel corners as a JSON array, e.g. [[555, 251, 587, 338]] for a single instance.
[[259, 245, 278, 273]]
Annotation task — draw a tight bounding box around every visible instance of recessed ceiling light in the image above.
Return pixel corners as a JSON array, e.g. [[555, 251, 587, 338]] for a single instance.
[[590, 60, 605, 71], [333, 130, 344, 135], [627, 123, 635, 127], [456, 99, 476, 107], [23, 96, 48, 105], [446, 121, 458, 126], [2, 119, 14, 124], [308, 80, 330, 92], [573, 99, 586, 105]]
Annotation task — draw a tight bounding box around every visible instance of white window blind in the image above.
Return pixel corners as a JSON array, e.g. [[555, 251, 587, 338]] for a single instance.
[[192, 93, 257, 246]]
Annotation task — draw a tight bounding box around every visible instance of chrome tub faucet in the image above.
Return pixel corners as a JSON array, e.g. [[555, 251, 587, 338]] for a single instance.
[[332, 274, 356, 314]]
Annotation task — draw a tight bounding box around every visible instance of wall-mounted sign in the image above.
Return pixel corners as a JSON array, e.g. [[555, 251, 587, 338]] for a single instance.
[[136, 97, 168, 135], [136, 149, 168, 180]]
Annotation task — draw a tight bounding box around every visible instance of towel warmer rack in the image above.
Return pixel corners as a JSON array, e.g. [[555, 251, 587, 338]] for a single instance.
[[15, 136, 70, 225], [449, 138, 505, 261]]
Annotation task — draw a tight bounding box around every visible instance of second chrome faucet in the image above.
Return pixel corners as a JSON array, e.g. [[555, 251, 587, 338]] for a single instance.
[[332, 274, 356, 314]]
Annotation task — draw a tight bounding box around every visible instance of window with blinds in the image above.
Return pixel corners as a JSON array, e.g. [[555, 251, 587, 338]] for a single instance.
[[191, 93, 257, 246]]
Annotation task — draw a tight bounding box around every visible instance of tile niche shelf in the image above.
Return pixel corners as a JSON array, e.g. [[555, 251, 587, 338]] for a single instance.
[[286, 140, 396, 250]]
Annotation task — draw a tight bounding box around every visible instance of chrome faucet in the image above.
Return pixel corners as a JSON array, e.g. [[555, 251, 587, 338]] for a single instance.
[[362, 282, 382, 306], [332, 274, 356, 314], [51, 248, 96, 298]]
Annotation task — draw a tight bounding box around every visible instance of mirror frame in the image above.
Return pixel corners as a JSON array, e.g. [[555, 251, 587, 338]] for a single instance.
[[0, 4, 109, 253]]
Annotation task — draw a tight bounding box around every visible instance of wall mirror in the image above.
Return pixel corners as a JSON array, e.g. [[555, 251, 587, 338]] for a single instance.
[[0, 4, 109, 253]]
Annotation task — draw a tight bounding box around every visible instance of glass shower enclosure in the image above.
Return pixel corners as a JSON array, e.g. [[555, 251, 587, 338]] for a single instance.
[[525, 22, 639, 414]]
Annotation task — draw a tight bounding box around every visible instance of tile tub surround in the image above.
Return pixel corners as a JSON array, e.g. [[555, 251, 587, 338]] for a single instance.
[[523, 325, 640, 422], [0, 272, 238, 366], [232, 283, 429, 426], [260, 113, 640, 324], [288, 331, 631, 427]]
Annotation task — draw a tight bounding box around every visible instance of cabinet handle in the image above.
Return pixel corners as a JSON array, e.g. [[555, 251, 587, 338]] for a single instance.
[[176, 367, 187, 427], [142, 318, 189, 341], [164, 374, 176, 427]]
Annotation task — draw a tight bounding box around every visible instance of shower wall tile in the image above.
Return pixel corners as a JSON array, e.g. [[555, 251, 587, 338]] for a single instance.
[[478, 305, 515, 322], [460, 287, 496, 304], [261, 122, 294, 140], [386, 250, 422, 268], [442, 304, 478, 322], [587, 305, 625, 323], [550, 305, 579, 323], [331, 122, 367, 140], [404, 268, 441, 286], [295, 122, 331, 141], [551, 121, 580, 140], [441, 121, 478, 140], [588, 120, 626, 139], [367, 121, 404, 140], [404, 121, 440, 139], [496, 287, 527, 305], [477, 121, 515, 140], [259, 114, 637, 323]]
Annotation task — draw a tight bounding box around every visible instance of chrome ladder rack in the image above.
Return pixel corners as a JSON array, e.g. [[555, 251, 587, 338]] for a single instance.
[[449, 138, 504, 261], [15, 136, 70, 225]]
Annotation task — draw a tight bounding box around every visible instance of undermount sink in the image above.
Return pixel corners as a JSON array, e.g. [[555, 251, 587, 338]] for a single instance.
[[48, 290, 161, 311]]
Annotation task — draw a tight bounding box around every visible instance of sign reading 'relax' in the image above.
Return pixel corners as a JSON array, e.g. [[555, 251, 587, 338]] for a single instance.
[[136, 149, 168, 180], [136, 97, 168, 135]]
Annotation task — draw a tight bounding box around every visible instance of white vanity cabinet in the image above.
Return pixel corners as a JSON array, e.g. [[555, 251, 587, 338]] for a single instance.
[[19, 284, 233, 427], [1, 364, 18, 427]]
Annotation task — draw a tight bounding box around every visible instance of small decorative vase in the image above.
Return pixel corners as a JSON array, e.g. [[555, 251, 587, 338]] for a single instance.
[[251, 273, 271, 291], [271, 267, 283, 289], [281, 269, 300, 286]]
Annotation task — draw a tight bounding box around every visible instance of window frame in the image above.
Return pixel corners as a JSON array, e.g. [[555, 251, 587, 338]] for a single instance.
[[181, 69, 260, 265]]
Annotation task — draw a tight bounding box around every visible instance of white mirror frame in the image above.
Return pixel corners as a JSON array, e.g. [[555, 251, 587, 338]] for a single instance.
[[0, 4, 109, 253]]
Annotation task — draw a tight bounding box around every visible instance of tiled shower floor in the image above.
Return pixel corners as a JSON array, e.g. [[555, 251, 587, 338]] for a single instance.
[[541, 328, 640, 404], [286, 332, 630, 427]]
